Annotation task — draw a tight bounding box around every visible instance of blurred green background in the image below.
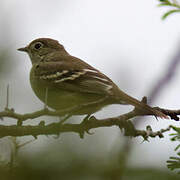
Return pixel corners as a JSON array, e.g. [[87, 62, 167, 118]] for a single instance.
[[0, 0, 180, 179]]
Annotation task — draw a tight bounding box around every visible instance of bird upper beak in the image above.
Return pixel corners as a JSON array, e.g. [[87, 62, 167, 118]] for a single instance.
[[17, 46, 28, 52]]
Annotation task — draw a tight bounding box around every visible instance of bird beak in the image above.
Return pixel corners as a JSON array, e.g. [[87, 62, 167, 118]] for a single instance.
[[17, 46, 28, 52]]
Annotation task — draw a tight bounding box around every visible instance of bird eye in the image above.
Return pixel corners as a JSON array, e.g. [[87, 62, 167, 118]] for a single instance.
[[34, 42, 43, 50]]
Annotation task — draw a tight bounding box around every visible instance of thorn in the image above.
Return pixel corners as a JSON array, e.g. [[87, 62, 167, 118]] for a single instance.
[[141, 96, 147, 104], [44, 88, 48, 109], [146, 125, 153, 138], [81, 114, 91, 124], [17, 120, 23, 126], [5, 84, 9, 110], [17, 139, 36, 148], [10, 108, 15, 112], [39, 121, 45, 126], [146, 125, 152, 131], [79, 131, 85, 139], [59, 114, 72, 124], [158, 133, 164, 138], [32, 135, 38, 139]]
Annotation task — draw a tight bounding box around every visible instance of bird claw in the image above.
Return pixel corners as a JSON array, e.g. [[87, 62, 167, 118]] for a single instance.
[[78, 114, 95, 138], [86, 129, 94, 135]]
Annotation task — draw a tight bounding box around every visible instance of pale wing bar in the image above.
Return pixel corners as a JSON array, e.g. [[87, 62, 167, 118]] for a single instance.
[[38, 68, 113, 93]]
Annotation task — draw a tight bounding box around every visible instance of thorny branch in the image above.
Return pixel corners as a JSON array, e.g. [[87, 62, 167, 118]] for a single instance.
[[0, 102, 178, 139], [0, 84, 178, 139]]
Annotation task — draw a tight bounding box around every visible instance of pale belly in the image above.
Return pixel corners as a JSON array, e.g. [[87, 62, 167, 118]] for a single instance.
[[30, 75, 115, 115]]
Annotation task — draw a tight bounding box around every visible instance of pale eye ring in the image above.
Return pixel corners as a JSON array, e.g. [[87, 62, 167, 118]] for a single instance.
[[34, 42, 43, 50]]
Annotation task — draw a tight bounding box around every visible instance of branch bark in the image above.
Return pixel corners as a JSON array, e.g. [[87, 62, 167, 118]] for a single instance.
[[0, 105, 178, 139]]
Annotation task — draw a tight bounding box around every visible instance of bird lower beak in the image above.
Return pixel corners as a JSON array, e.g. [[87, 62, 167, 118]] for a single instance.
[[17, 46, 28, 52]]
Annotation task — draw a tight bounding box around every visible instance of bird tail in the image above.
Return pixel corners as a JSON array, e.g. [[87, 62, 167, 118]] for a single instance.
[[117, 90, 168, 119]]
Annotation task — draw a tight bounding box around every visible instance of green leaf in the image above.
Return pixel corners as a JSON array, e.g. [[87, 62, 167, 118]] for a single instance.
[[159, 0, 170, 2], [162, 9, 180, 19], [158, 3, 174, 7], [172, 126, 180, 133], [175, 144, 180, 151]]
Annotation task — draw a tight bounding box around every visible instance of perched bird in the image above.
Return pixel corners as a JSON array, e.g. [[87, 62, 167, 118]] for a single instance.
[[18, 38, 167, 118]]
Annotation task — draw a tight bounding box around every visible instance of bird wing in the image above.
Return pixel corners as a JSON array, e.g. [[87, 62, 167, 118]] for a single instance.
[[33, 56, 117, 96]]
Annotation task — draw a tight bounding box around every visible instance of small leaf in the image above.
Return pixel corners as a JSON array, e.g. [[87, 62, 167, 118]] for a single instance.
[[172, 126, 180, 133], [162, 9, 180, 19], [169, 156, 180, 160], [175, 144, 180, 151], [159, 0, 170, 2], [158, 3, 173, 7]]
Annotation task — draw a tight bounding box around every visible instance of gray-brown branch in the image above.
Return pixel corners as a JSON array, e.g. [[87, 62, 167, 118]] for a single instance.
[[0, 105, 178, 139]]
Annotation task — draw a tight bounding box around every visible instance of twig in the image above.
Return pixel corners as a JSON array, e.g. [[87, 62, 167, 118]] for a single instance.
[[0, 89, 178, 139], [0, 102, 177, 138], [0, 104, 179, 122], [5, 84, 9, 110], [0, 112, 173, 139]]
